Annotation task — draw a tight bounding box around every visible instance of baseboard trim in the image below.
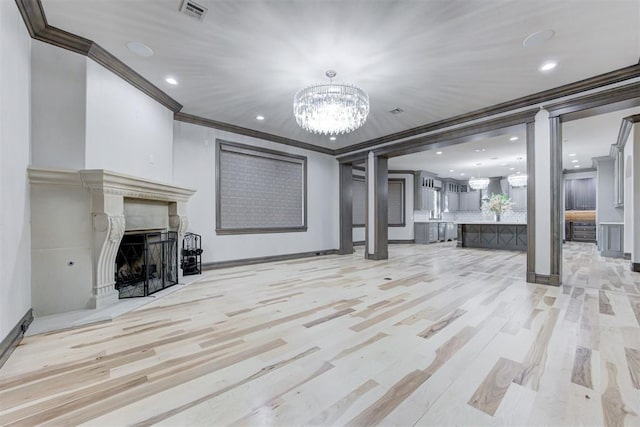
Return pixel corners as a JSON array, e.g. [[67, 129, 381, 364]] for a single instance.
[[202, 249, 339, 270], [632, 262, 640, 273], [0, 309, 33, 369], [623, 252, 631, 260], [526, 271, 536, 283], [389, 239, 416, 244], [530, 274, 561, 286]]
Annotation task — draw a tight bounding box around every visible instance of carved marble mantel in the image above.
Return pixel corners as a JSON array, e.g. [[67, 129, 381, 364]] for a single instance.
[[29, 168, 195, 311]]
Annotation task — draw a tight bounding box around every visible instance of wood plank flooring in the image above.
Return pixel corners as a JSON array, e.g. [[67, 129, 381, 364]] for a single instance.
[[1, 242, 639, 426]]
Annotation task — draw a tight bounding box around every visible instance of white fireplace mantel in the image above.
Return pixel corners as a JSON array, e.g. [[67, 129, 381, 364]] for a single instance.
[[28, 168, 195, 203], [28, 167, 196, 314]]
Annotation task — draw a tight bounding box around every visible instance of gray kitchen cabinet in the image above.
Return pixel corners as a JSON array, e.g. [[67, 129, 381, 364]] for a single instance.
[[565, 178, 596, 210], [415, 223, 429, 243], [459, 191, 481, 211], [509, 187, 527, 211], [445, 222, 457, 240], [446, 192, 459, 212]]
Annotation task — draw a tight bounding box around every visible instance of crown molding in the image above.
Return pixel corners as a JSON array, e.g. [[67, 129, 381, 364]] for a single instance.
[[14, 0, 640, 158], [546, 81, 640, 121], [336, 63, 640, 156], [15, 0, 182, 112], [174, 112, 334, 156]]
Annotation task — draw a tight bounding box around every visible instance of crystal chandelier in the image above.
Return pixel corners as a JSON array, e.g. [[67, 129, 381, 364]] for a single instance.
[[468, 177, 489, 190], [293, 70, 369, 135], [508, 174, 528, 188]]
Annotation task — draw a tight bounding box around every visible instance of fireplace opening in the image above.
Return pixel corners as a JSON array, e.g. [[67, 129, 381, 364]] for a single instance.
[[115, 230, 179, 298]]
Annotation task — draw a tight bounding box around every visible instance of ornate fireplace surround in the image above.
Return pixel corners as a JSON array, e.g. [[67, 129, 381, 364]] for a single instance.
[[28, 168, 195, 313]]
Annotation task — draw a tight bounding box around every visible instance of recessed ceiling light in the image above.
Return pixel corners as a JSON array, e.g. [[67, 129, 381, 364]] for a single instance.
[[329, 136, 336, 141], [574, 165, 581, 168], [460, 173, 465, 176], [126, 41, 154, 57], [501, 163, 508, 166], [509, 136, 519, 141], [523, 29, 555, 48], [165, 77, 178, 85], [474, 148, 486, 152], [539, 61, 558, 72], [568, 153, 577, 157], [256, 115, 265, 121], [436, 151, 443, 155], [509, 167, 515, 170], [449, 169, 454, 173], [571, 159, 579, 163]]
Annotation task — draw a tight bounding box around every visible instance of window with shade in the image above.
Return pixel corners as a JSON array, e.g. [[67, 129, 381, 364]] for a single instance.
[[352, 176, 405, 227], [216, 140, 307, 234]]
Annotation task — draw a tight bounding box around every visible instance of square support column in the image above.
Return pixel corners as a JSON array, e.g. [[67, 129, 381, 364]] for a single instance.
[[366, 152, 388, 260]]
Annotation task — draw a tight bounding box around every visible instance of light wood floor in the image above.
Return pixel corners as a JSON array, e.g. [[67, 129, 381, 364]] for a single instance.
[[1, 243, 639, 426]]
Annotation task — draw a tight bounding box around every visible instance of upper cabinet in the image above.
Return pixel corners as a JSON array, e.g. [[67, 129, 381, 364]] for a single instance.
[[565, 177, 596, 211], [509, 187, 527, 211]]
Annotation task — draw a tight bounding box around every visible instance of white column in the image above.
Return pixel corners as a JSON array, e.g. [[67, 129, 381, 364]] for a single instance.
[[534, 109, 551, 276], [632, 125, 640, 271], [366, 151, 375, 257]]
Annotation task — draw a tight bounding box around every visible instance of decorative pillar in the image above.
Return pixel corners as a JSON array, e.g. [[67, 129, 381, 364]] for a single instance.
[[366, 151, 388, 260]]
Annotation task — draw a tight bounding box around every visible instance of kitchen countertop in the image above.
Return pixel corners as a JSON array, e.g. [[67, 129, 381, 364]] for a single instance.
[[413, 219, 451, 223]]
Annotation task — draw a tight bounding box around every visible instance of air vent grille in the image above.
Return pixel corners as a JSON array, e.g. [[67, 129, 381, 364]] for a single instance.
[[389, 108, 404, 115], [180, 0, 208, 21]]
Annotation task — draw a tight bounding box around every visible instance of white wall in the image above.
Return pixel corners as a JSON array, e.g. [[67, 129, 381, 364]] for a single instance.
[[31, 41, 86, 170], [632, 126, 640, 264], [0, 0, 32, 340], [172, 121, 339, 263], [85, 61, 174, 183], [624, 127, 634, 255]]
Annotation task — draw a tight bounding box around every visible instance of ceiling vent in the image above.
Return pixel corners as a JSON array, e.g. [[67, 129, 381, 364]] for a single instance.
[[389, 108, 404, 115], [180, 0, 208, 22]]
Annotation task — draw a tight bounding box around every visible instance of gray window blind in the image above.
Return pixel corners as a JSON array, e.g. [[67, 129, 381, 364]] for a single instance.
[[352, 177, 405, 227], [216, 141, 307, 234]]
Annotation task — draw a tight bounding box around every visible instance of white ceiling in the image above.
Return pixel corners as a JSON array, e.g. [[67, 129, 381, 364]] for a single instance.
[[388, 105, 640, 179], [41, 0, 640, 150]]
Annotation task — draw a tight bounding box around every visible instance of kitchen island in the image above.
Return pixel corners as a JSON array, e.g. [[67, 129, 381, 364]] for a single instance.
[[457, 222, 527, 251]]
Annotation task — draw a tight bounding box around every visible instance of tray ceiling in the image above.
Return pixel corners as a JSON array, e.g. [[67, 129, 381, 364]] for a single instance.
[[40, 0, 640, 150]]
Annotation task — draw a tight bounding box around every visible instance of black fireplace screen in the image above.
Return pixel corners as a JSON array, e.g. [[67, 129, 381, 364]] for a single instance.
[[115, 231, 178, 298]]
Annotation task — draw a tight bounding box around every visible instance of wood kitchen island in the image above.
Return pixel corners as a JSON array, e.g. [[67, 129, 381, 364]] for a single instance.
[[457, 222, 527, 251]]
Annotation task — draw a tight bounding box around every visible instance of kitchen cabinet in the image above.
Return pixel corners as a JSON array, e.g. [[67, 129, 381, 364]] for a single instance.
[[459, 191, 481, 211], [565, 178, 596, 210], [509, 187, 527, 211], [415, 222, 456, 243], [446, 192, 459, 212]]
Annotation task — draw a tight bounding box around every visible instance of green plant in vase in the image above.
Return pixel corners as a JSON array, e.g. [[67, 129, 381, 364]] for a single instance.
[[482, 193, 513, 222]]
